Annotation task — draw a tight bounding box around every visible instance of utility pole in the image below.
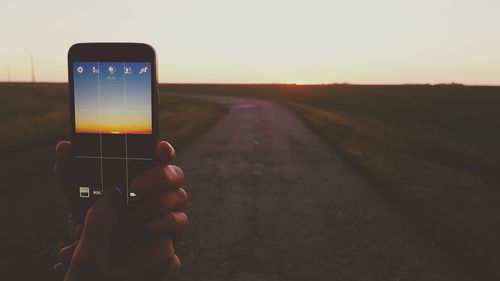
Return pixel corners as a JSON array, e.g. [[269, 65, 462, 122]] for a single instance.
[[30, 54, 36, 83]]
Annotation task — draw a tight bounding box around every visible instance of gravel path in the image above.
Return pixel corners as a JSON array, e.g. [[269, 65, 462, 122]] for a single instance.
[[174, 95, 464, 281]]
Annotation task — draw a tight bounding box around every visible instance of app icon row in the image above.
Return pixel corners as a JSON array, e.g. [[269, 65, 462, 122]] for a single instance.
[[76, 65, 148, 75]]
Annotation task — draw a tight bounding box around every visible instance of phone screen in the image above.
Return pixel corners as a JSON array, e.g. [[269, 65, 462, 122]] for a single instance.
[[72, 61, 155, 204]]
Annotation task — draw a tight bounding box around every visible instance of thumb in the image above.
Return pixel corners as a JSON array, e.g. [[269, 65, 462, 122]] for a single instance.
[[55, 141, 85, 216], [76, 188, 123, 262], [55, 140, 73, 198]]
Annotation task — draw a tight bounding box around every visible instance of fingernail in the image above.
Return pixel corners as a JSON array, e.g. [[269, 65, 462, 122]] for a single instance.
[[113, 186, 122, 195], [174, 166, 184, 177], [99, 187, 124, 212], [53, 262, 63, 272], [101, 187, 122, 202], [55, 141, 70, 159]]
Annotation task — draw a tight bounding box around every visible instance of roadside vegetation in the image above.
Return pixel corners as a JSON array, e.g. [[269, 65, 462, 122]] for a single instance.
[[0, 83, 227, 280], [162, 83, 500, 279], [3, 82, 500, 279]]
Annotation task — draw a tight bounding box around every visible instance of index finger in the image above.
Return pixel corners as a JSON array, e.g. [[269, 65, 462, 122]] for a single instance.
[[130, 165, 184, 195], [157, 141, 175, 165]]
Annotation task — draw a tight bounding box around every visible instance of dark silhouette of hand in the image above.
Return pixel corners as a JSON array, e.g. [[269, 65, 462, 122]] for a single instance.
[[53, 141, 187, 281]]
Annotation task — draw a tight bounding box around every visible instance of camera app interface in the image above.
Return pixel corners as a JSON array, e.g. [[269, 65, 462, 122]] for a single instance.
[[72, 62, 154, 203]]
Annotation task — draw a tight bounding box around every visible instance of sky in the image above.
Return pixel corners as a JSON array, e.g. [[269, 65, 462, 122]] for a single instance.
[[0, 0, 499, 85]]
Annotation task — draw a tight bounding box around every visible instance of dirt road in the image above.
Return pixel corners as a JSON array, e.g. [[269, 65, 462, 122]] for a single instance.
[[174, 95, 463, 281]]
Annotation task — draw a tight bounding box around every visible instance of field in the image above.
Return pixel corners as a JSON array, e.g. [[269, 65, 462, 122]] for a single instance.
[[0, 83, 227, 280], [3, 82, 500, 279], [162, 83, 500, 279]]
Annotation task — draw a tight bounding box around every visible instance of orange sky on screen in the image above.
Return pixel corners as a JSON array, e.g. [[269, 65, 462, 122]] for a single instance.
[[76, 118, 152, 134], [76, 126, 152, 134], [75, 108, 152, 135], [76, 128, 152, 134]]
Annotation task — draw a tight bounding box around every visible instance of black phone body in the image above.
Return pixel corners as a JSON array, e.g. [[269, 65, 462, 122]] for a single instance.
[[68, 43, 158, 205]]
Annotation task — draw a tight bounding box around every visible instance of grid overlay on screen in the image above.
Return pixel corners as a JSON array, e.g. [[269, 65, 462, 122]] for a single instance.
[[74, 62, 153, 204]]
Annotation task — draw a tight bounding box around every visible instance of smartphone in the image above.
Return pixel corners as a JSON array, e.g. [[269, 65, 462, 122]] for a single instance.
[[68, 43, 158, 205]]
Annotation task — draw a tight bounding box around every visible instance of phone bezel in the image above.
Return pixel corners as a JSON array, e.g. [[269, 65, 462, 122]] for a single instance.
[[68, 42, 159, 150], [67, 43, 159, 201]]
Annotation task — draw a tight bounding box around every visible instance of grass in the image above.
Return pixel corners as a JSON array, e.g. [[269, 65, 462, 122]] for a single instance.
[[161, 83, 500, 279], [4, 82, 500, 279], [0, 83, 227, 280]]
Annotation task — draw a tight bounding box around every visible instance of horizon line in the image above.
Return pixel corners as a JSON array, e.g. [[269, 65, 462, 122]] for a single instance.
[[1, 81, 500, 87]]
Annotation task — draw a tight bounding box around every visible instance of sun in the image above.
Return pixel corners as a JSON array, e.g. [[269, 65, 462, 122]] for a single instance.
[[283, 79, 307, 85]]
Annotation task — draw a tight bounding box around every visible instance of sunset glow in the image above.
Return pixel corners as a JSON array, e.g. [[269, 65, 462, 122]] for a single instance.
[[75, 112, 152, 135], [1, 0, 499, 85]]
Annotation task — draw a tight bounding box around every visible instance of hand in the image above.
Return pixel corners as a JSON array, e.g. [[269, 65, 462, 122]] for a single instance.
[[53, 140, 188, 280], [61, 188, 181, 281]]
